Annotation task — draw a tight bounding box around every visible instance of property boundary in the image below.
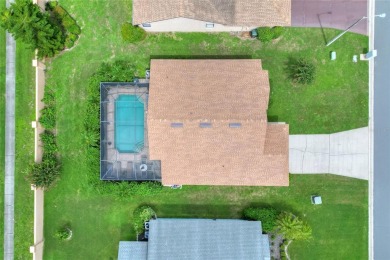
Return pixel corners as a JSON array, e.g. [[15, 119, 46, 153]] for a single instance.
[[29, 58, 45, 260]]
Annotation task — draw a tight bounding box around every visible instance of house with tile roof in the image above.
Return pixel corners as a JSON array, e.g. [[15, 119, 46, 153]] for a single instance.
[[148, 59, 289, 186], [132, 0, 291, 32], [118, 218, 271, 260], [99, 59, 289, 186]]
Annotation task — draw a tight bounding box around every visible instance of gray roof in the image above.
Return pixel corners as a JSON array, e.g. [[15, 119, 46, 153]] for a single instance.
[[261, 235, 271, 260], [147, 218, 265, 260], [118, 241, 147, 260]]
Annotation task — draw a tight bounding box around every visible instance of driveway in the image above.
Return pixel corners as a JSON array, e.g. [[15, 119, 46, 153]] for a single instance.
[[289, 127, 369, 180], [292, 0, 368, 35]]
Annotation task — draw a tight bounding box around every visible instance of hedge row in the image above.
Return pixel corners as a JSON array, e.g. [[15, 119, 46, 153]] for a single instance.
[[28, 89, 61, 188], [46, 1, 81, 49]]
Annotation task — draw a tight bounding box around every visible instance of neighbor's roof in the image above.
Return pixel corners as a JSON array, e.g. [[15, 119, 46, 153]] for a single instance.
[[118, 241, 147, 260], [132, 0, 291, 27], [147, 218, 265, 260], [147, 59, 289, 186]]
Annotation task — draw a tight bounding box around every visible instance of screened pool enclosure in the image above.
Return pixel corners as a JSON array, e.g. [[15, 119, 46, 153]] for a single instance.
[[100, 82, 161, 181]]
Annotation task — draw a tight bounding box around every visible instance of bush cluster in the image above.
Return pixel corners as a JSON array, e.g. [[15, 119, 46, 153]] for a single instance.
[[121, 23, 146, 43], [133, 206, 156, 233], [46, 1, 81, 49], [257, 26, 285, 43], [28, 89, 61, 188], [288, 58, 316, 85], [243, 207, 279, 232], [85, 60, 164, 197]]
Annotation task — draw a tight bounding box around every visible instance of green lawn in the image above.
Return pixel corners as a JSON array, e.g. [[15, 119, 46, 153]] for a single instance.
[[0, 0, 35, 257], [0, 0, 368, 259]]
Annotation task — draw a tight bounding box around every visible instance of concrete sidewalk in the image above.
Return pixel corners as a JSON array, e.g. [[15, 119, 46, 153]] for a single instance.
[[289, 127, 369, 180], [292, 0, 368, 35]]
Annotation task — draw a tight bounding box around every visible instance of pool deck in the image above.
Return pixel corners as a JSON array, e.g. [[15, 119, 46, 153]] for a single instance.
[[101, 84, 161, 181]]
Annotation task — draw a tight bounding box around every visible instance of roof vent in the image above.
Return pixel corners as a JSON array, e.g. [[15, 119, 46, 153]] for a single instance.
[[199, 122, 212, 128], [229, 123, 241, 128], [171, 122, 183, 128]]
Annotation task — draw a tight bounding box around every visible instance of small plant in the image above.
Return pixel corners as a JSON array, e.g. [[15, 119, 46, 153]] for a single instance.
[[133, 206, 156, 234], [257, 27, 274, 43], [288, 58, 316, 85], [121, 23, 146, 43], [54, 226, 72, 241], [271, 234, 276, 239]]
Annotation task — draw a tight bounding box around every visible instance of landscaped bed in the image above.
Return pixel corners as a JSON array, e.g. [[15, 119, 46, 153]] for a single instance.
[[0, 0, 370, 259]]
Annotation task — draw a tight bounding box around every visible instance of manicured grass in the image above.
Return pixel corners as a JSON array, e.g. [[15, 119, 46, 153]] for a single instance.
[[0, 0, 35, 257], [39, 0, 368, 259]]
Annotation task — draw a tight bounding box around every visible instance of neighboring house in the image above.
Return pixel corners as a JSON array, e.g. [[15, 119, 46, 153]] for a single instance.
[[100, 59, 289, 186], [132, 0, 291, 32], [118, 218, 271, 260]]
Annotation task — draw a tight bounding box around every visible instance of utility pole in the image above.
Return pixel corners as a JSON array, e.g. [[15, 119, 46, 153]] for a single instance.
[[326, 13, 386, 46]]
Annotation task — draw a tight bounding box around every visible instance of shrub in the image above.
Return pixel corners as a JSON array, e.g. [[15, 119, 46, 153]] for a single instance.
[[244, 207, 279, 232], [257, 27, 274, 43], [53, 5, 67, 18], [39, 106, 56, 129], [40, 131, 58, 155], [65, 38, 75, 49], [133, 206, 156, 233], [68, 24, 81, 35], [288, 58, 316, 85], [45, 1, 58, 11], [272, 26, 284, 39], [27, 157, 60, 188], [121, 23, 146, 43], [54, 226, 72, 241]]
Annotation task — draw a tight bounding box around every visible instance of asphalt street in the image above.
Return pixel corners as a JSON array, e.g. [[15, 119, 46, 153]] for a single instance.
[[373, 0, 390, 259]]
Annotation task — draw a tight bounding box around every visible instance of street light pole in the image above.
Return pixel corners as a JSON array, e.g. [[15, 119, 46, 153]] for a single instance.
[[326, 13, 386, 47]]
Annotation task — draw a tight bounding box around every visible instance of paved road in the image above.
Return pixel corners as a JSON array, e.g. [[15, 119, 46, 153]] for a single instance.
[[292, 0, 368, 35], [289, 127, 369, 180], [373, 0, 390, 259], [4, 32, 15, 260]]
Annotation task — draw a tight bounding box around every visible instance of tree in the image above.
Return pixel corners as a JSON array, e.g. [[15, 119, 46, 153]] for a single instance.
[[0, 0, 64, 58], [276, 212, 312, 260], [276, 212, 312, 241], [243, 207, 279, 232]]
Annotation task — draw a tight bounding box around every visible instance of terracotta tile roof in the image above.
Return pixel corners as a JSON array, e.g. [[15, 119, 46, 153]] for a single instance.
[[147, 59, 289, 186], [133, 0, 291, 27]]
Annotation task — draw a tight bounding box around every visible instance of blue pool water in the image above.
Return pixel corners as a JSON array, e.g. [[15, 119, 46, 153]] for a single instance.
[[115, 95, 144, 153]]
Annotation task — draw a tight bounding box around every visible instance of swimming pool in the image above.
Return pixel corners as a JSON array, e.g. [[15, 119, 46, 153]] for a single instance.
[[115, 95, 145, 153]]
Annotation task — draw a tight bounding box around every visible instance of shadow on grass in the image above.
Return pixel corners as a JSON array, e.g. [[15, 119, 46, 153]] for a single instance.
[[155, 204, 238, 219], [150, 54, 252, 60], [244, 202, 297, 217], [317, 11, 333, 45]]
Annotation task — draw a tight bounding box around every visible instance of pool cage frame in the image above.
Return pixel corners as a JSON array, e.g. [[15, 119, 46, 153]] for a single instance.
[[100, 82, 161, 181]]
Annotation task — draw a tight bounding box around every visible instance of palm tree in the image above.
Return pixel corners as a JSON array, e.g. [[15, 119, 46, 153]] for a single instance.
[[276, 212, 312, 260]]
